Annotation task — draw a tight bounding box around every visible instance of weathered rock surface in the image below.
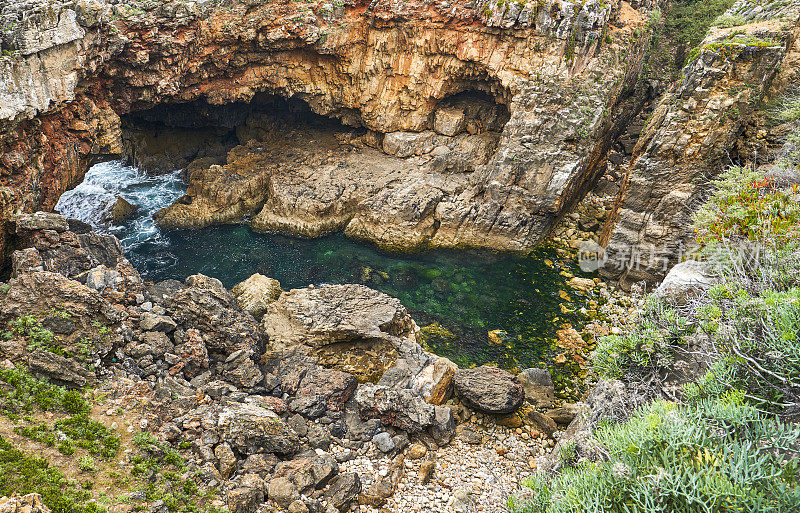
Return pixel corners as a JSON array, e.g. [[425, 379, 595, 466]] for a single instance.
[[454, 366, 524, 414], [217, 402, 300, 456], [230, 273, 282, 319], [0, 494, 50, 513], [0, 0, 652, 267], [518, 368, 556, 408]]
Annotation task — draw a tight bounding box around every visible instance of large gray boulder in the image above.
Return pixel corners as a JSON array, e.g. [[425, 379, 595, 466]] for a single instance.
[[655, 260, 716, 304], [454, 365, 524, 414], [218, 403, 299, 456]]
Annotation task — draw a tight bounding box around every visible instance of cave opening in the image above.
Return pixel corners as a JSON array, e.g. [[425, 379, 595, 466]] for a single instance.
[[47, 85, 593, 374]]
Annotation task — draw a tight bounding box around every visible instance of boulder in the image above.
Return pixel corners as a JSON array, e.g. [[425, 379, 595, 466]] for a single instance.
[[292, 367, 358, 414], [221, 349, 263, 389], [231, 273, 282, 319], [15, 212, 69, 233], [267, 477, 299, 508], [110, 196, 137, 223], [144, 331, 174, 357], [355, 383, 436, 432], [655, 260, 716, 304], [323, 473, 361, 512], [262, 284, 415, 350], [139, 312, 177, 332], [164, 274, 263, 355], [453, 366, 524, 414], [433, 106, 466, 136], [382, 131, 437, 157], [429, 405, 455, 445], [272, 454, 338, 492], [524, 409, 557, 437], [218, 403, 300, 455], [518, 368, 555, 407], [225, 486, 262, 513]]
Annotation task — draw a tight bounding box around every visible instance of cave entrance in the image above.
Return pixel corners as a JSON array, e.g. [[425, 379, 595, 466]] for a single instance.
[[120, 94, 366, 177]]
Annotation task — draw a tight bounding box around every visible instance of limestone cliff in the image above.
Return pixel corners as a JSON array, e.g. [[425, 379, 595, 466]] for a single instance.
[[600, 1, 800, 287], [0, 0, 652, 268]]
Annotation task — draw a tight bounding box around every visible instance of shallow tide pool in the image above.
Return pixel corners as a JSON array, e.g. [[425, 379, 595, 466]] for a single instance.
[[56, 161, 591, 374]]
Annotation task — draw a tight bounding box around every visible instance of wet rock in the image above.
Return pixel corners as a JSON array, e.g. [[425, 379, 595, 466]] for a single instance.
[[110, 196, 137, 223], [454, 366, 524, 414], [323, 473, 361, 512], [231, 273, 282, 319], [218, 402, 300, 456], [355, 384, 436, 432], [518, 368, 555, 408]]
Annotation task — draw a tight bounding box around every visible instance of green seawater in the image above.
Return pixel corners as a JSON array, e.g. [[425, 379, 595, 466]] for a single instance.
[[130, 226, 589, 371], [56, 162, 593, 385]]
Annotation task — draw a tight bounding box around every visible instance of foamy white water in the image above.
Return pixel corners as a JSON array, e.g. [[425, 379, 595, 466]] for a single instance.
[[55, 160, 185, 250]]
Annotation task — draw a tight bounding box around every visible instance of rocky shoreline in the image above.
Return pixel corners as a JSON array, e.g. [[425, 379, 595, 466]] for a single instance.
[[0, 211, 636, 513]]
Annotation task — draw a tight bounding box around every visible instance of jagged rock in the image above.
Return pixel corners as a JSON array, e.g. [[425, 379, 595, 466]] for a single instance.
[[85, 265, 121, 292], [214, 442, 236, 480], [170, 328, 209, 378], [360, 454, 404, 507], [218, 403, 300, 456], [241, 453, 278, 478], [27, 348, 95, 387], [226, 486, 262, 513], [307, 423, 331, 450], [110, 196, 137, 223], [10, 248, 43, 277], [655, 260, 717, 305], [547, 403, 581, 425], [418, 459, 436, 485], [164, 274, 263, 356], [222, 349, 263, 389], [518, 368, 555, 408], [139, 312, 177, 332], [292, 367, 358, 414], [143, 331, 174, 358], [453, 366, 524, 414], [0, 493, 50, 513], [231, 273, 282, 319], [273, 454, 338, 493], [267, 477, 299, 508], [429, 405, 455, 446], [323, 473, 361, 512], [355, 384, 436, 432]]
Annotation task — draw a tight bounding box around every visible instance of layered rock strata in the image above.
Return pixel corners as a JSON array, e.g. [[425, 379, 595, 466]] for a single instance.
[[1, 0, 652, 268]]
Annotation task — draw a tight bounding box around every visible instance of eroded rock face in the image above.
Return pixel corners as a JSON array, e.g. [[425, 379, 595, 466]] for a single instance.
[[601, 18, 799, 287], [1, 0, 649, 266]]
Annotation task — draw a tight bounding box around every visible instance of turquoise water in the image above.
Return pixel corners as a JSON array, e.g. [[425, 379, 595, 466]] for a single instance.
[[56, 162, 590, 371]]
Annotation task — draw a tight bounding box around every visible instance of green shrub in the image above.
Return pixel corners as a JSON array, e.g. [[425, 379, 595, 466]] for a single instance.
[[511, 398, 800, 513], [0, 435, 105, 513]]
